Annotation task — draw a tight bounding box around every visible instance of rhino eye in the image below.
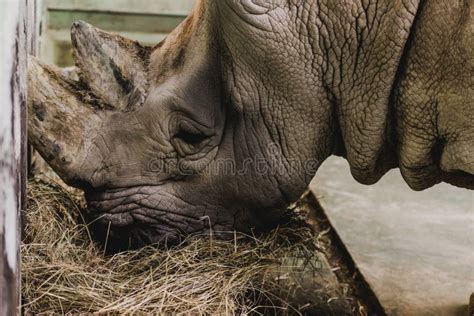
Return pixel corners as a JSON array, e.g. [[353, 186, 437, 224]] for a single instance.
[[170, 119, 213, 156], [175, 128, 208, 146], [172, 119, 211, 148]]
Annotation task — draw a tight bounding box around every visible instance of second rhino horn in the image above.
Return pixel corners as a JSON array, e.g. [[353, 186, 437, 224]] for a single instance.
[[71, 20, 150, 111]]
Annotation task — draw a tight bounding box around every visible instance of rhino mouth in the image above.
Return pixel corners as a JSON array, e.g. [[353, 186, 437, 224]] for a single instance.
[[85, 186, 210, 251]]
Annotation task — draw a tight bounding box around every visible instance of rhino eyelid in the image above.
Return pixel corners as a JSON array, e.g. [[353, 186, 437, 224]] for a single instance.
[[172, 119, 213, 146], [174, 129, 209, 146], [174, 116, 214, 135]]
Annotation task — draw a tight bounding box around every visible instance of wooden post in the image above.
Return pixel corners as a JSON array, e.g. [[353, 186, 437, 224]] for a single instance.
[[0, 0, 38, 314]]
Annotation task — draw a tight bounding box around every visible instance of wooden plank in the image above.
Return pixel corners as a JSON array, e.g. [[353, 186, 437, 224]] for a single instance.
[[0, 1, 22, 313], [43, 0, 195, 16], [48, 10, 184, 33], [0, 0, 38, 314]]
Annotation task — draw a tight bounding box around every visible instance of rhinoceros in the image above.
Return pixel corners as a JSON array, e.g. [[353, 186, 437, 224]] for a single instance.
[[28, 0, 473, 248]]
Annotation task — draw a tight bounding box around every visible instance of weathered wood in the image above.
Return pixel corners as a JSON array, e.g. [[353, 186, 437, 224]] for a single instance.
[[44, 0, 195, 16], [0, 0, 38, 314]]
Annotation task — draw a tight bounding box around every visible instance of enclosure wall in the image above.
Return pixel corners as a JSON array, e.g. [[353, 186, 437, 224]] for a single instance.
[[0, 0, 39, 314]]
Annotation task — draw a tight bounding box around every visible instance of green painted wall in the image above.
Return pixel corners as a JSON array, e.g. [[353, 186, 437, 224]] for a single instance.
[[41, 0, 194, 66]]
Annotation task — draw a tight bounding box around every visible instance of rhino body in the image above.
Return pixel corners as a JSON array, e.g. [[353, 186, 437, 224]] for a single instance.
[[28, 0, 473, 248]]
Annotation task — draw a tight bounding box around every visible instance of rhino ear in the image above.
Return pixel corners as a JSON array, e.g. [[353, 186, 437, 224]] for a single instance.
[[71, 21, 149, 111]]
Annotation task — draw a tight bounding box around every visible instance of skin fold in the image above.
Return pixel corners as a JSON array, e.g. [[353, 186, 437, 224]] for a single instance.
[[28, 0, 473, 248]]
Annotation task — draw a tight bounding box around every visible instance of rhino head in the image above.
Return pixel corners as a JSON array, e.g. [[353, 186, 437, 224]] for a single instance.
[[29, 2, 316, 249], [29, 0, 473, 248]]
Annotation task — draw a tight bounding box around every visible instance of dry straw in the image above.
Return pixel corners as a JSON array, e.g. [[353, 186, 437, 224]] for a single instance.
[[22, 178, 331, 314]]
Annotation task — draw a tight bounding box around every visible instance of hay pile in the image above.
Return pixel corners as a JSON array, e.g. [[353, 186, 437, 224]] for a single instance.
[[22, 178, 339, 314]]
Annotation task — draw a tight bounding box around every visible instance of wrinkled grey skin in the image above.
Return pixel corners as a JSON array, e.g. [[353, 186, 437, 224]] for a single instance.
[[28, 0, 473, 248]]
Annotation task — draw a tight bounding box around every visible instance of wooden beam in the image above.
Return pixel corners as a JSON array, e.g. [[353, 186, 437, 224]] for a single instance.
[[47, 10, 186, 33], [0, 0, 38, 314], [43, 0, 195, 16]]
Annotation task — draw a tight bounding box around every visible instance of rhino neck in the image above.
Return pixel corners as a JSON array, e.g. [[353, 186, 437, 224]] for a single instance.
[[319, 0, 423, 185], [215, 0, 422, 186]]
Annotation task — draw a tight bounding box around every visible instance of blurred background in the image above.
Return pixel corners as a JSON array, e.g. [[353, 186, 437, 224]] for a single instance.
[[40, 0, 194, 66], [36, 1, 473, 315]]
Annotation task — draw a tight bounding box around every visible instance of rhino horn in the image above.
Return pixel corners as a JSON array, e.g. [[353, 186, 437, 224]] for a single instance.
[[71, 20, 150, 111], [28, 56, 103, 188]]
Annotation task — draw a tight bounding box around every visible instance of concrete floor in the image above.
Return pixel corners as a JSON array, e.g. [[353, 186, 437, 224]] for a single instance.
[[311, 157, 474, 316]]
